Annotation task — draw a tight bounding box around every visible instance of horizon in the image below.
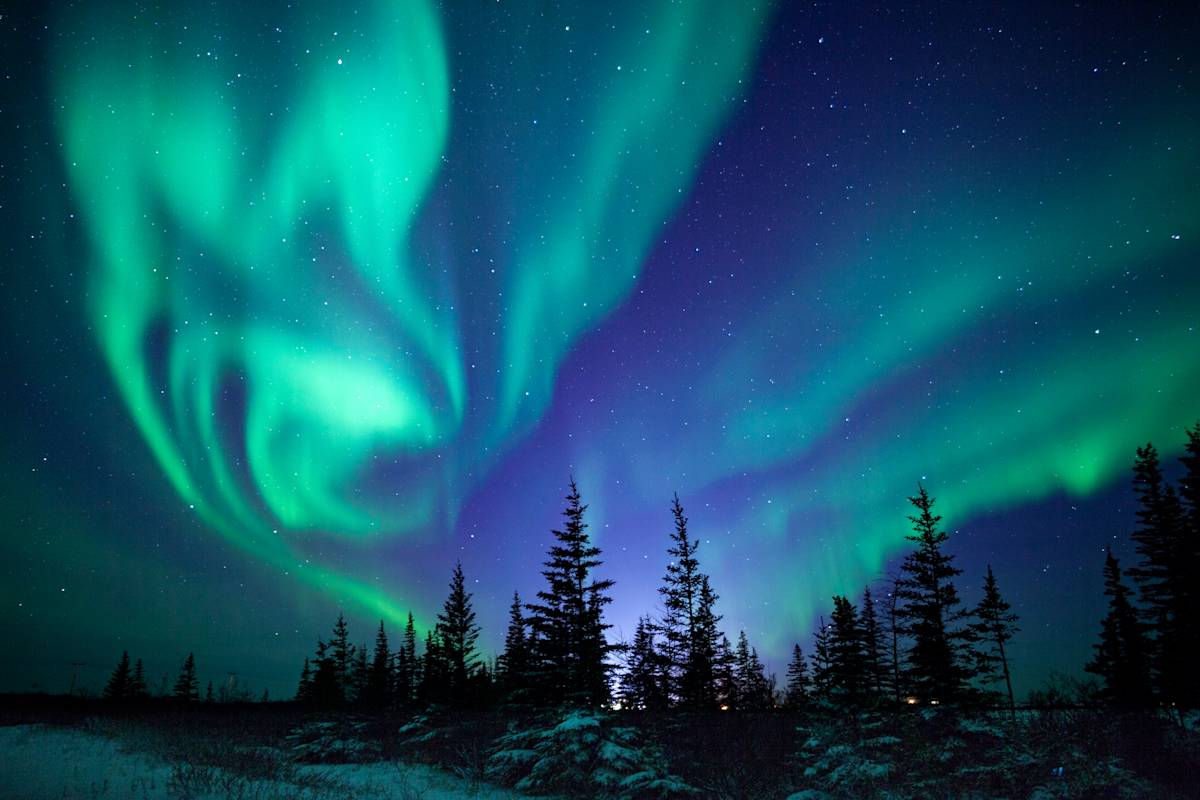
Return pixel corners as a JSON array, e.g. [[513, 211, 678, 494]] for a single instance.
[[1, 470, 1179, 702]]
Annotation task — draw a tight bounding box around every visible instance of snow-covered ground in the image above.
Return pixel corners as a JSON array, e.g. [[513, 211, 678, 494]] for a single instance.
[[0, 724, 529, 800]]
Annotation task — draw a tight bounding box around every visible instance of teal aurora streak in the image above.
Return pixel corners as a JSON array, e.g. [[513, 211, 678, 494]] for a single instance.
[[51, 0, 774, 624], [610, 113, 1200, 640]]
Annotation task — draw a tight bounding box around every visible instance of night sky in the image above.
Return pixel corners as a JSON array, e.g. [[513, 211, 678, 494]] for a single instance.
[[2, 1, 1198, 700]]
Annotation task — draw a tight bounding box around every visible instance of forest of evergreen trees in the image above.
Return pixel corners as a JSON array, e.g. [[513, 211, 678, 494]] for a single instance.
[[101, 423, 1200, 717]]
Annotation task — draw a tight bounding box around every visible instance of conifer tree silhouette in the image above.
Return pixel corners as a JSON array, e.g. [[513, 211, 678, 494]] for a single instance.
[[525, 478, 618, 706], [970, 565, 1020, 714], [129, 658, 148, 700], [329, 613, 355, 699], [172, 653, 199, 701], [809, 616, 833, 701], [714, 635, 737, 709], [1128, 444, 1174, 610], [296, 658, 313, 703], [690, 575, 725, 708], [784, 643, 811, 709], [1180, 422, 1200, 533], [352, 644, 369, 704], [885, 575, 904, 705], [733, 630, 770, 709], [310, 639, 342, 707], [437, 561, 481, 700], [497, 591, 530, 703], [895, 485, 971, 703], [860, 587, 887, 702], [1086, 548, 1151, 707], [1177, 422, 1200, 707], [1128, 439, 1197, 707], [620, 616, 668, 711], [658, 493, 710, 708], [366, 621, 391, 708], [829, 595, 866, 704], [103, 651, 131, 701], [393, 612, 418, 706], [420, 626, 449, 704]]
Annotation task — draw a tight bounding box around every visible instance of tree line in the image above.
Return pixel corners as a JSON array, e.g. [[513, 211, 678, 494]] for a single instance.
[[294, 480, 615, 710], [102, 423, 1200, 714], [101, 649, 267, 704], [1084, 424, 1200, 711]]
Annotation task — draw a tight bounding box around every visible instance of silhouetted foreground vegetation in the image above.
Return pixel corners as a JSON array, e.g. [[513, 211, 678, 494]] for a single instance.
[[5, 422, 1199, 798], [3, 697, 1199, 799]]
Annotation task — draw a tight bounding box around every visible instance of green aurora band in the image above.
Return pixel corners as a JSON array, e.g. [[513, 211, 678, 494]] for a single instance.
[[591, 110, 1200, 647], [52, 0, 773, 623]]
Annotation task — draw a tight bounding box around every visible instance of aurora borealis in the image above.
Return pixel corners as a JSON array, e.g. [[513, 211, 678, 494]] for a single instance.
[[2, 0, 1198, 698]]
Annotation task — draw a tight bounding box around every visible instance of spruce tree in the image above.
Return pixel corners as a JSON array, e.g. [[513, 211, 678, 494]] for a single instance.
[[1159, 481, 1195, 709], [1128, 444, 1173, 609], [714, 635, 737, 710], [205, 681, 214, 703], [437, 561, 481, 700], [129, 658, 148, 700], [885, 576, 904, 705], [1178, 423, 1200, 706], [733, 630, 770, 709], [692, 575, 724, 708], [296, 658, 313, 703], [658, 494, 707, 708], [784, 643, 811, 709], [829, 595, 866, 704], [420, 627, 449, 704], [394, 612, 418, 706], [1085, 549, 1151, 707], [810, 616, 833, 702], [860, 588, 887, 702], [329, 613, 355, 699], [352, 645, 369, 704], [472, 661, 494, 705], [310, 639, 343, 707], [1180, 422, 1200, 536], [620, 616, 668, 710], [525, 479, 618, 706], [366, 621, 391, 708], [497, 592, 530, 702], [392, 647, 409, 708], [747, 645, 771, 709], [734, 630, 753, 708], [103, 651, 131, 701], [1128, 443, 1192, 706], [172, 653, 199, 701], [969, 565, 1020, 713], [895, 485, 971, 703]]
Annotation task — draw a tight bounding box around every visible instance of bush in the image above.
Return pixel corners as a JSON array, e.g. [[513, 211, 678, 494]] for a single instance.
[[646, 710, 796, 799], [787, 708, 1187, 799], [285, 717, 381, 763], [486, 708, 695, 799]]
